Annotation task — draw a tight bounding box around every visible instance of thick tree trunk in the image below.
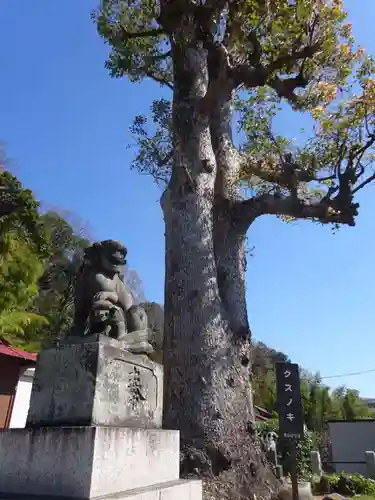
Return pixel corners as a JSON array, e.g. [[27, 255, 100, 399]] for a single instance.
[[162, 40, 277, 499], [211, 99, 250, 340], [210, 101, 256, 431]]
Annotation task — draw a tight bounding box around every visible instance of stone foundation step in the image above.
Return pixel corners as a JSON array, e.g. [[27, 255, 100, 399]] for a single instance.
[[0, 426, 180, 499], [94, 479, 202, 500], [0, 480, 202, 500]]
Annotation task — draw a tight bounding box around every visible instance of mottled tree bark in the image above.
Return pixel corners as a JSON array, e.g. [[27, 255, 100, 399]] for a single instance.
[[211, 99, 251, 340], [161, 39, 272, 496]]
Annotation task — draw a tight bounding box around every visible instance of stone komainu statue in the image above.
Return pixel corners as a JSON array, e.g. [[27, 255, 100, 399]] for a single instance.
[[69, 240, 151, 351]]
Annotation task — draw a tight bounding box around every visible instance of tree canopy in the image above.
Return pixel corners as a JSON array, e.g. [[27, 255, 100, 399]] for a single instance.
[[96, 0, 375, 226]]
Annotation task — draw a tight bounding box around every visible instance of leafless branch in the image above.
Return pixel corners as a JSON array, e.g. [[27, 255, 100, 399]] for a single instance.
[[352, 172, 375, 194]]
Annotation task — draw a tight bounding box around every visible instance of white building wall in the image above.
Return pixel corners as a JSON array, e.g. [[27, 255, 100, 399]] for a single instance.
[[8, 368, 34, 428], [328, 420, 375, 476]]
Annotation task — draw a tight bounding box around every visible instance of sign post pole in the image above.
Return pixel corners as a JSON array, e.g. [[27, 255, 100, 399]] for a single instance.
[[275, 363, 304, 496], [290, 441, 299, 500]]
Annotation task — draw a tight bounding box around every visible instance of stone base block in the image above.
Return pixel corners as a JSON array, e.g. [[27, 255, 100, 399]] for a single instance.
[[0, 480, 202, 500], [26, 336, 163, 428], [0, 427, 179, 499], [100, 479, 202, 500]]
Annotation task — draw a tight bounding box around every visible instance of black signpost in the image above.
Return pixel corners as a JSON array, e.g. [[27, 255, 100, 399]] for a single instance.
[[275, 363, 304, 500]]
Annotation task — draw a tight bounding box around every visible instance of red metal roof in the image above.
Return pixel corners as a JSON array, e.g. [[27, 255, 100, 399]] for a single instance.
[[254, 405, 272, 421], [0, 341, 37, 362]]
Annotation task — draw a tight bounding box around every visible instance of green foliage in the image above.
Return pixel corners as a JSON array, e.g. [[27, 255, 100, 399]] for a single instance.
[[0, 170, 47, 254], [129, 99, 172, 184], [30, 211, 90, 346], [96, 0, 375, 228], [316, 473, 375, 496], [0, 231, 48, 348], [0, 233, 43, 310], [252, 341, 289, 410], [0, 311, 48, 350], [0, 169, 50, 349], [0, 166, 49, 347], [96, 0, 357, 94], [93, 0, 172, 86], [251, 341, 373, 430]]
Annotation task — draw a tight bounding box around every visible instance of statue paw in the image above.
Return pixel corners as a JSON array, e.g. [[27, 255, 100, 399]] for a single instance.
[[126, 341, 154, 355], [119, 329, 154, 354]]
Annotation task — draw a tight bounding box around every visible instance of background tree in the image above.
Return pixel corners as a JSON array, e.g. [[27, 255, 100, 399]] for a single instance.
[[0, 232, 48, 347], [251, 341, 373, 426], [29, 211, 91, 347], [124, 267, 147, 304], [0, 170, 46, 252], [95, 2, 375, 493], [251, 341, 289, 411], [0, 163, 162, 350], [0, 165, 49, 348]]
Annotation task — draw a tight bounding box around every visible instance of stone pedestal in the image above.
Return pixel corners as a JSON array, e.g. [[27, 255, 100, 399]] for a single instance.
[[27, 336, 163, 429], [0, 337, 202, 500], [0, 427, 180, 498]]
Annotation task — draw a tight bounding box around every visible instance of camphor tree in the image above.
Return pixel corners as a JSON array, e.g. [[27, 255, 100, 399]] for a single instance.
[[95, 0, 375, 495]]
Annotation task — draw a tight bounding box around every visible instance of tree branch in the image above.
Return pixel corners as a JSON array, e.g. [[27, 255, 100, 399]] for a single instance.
[[236, 193, 358, 229], [267, 44, 321, 74], [145, 70, 173, 89], [119, 27, 165, 40], [352, 172, 375, 194], [136, 50, 173, 88], [232, 65, 309, 102], [268, 73, 309, 103], [241, 156, 322, 186], [231, 41, 321, 102]]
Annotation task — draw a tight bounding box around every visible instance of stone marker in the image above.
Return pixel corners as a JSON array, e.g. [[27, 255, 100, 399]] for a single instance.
[[311, 450, 323, 477], [0, 241, 202, 500], [275, 464, 284, 479], [365, 451, 375, 479]]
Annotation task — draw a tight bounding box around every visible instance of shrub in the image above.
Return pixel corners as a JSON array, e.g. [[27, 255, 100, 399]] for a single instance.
[[314, 473, 375, 496]]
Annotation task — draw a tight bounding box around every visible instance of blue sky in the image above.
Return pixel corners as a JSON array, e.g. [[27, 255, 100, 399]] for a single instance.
[[1, 0, 375, 396]]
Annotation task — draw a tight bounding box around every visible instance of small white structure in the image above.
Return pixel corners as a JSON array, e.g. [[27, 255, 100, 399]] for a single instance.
[[8, 367, 34, 428], [328, 419, 375, 476]]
